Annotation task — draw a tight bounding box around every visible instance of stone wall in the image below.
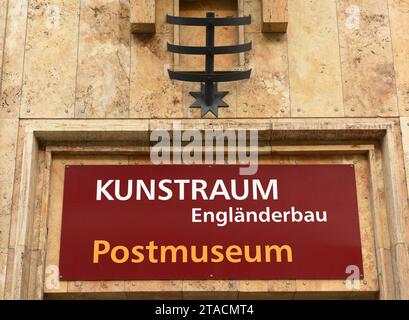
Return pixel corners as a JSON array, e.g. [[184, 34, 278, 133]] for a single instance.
[[1, 0, 409, 299]]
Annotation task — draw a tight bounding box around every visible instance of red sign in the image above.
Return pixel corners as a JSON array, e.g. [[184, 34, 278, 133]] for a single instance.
[[59, 165, 363, 280]]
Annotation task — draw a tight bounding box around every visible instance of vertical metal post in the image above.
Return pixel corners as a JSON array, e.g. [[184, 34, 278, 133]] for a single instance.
[[205, 12, 215, 106]]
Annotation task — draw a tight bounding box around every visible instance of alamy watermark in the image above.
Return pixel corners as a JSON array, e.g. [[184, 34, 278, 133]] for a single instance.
[[150, 121, 259, 175]]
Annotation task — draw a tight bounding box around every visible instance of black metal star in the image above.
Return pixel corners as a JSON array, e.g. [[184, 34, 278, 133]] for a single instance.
[[190, 83, 229, 117]]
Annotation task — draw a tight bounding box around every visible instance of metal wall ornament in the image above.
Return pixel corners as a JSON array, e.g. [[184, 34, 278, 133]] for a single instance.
[[167, 12, 252, 118]]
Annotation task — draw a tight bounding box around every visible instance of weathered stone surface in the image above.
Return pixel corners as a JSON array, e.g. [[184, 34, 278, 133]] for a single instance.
[[238, 280, 295, 299], [27, 249, 45, 299], [5, 124, 25, 252], [238, 279, 268, 293], [20, 0, 80, 118], [183, 280, 238, 299], [44, 154, 128, 294], [337, 0, 398, 117], [42, 156, 67, 295], [237, 32, 290, 117], [155, 0, 174, 34], [67, 280, 125, 293], [388, 0, 409, 116], [288, 0, 344, 117], [244, 0, 261, 32], [0, 0, 28, 118], [183, 280, 238, 292], [268, 279, 296, 294], [401, 118, 409, 204], [0, 0, 7, 80], [1, 0, 408, 301], [0, 119, 18, 249], [0, 248, 8, 300], [130, 33, 183, 118], [125, 280, 182, 293], [75, 0, 130, 118], [4, 245, 31, 299], [30, 151, 46, 251], [347, 154, 378, 291]]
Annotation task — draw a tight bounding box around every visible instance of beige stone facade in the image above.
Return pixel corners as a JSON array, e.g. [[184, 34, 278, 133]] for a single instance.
[[0, 0, 409, 300]]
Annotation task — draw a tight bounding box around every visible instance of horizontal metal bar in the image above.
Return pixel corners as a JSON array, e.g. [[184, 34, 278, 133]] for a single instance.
[[167, 42, 252, 55], [168, 70, 252, 83], [166, 14, 251, 26]]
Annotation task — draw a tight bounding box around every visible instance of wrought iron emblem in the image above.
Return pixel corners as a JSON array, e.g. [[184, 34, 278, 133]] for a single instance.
[[167, 12, 252, 118]]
